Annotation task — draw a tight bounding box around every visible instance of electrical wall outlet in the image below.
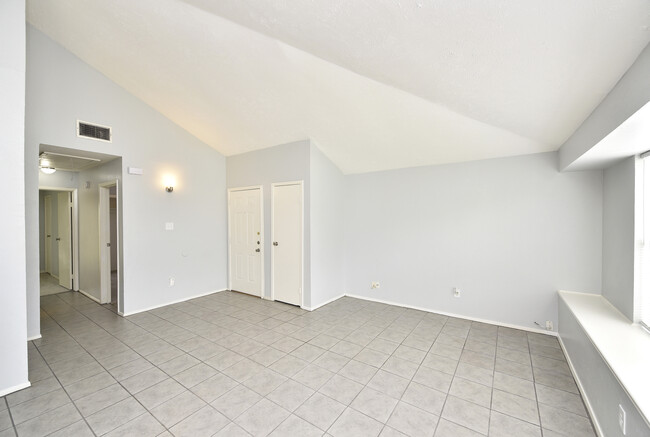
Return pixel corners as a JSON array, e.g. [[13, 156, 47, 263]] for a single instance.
[[618, 404, 626, 435], [453, 287, 461, 298], [546, 320, 553, 331], [169, 277, 175, 287], [370, 281, 380, 289]]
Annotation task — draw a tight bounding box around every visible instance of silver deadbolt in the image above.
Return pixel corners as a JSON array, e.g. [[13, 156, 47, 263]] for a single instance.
[[257, 241, 260, 245], [255, 248, 260, 252], [273, 242, 278, 246]]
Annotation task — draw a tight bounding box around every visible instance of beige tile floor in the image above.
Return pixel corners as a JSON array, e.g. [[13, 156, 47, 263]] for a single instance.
[[0, 291, 596, 436]]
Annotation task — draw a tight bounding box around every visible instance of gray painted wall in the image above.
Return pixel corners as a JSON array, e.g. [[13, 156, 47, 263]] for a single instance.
[[559, 298, 649, 436], [602, 157, 636, 320], [309, 143, 346, 308], [25, 27, 228, 330], [39, 169, 78, 189], [0, 0, 29, 394], [226, 140, 311, 303], [344, 152, 603, 331], [560, 43, 650, 170]]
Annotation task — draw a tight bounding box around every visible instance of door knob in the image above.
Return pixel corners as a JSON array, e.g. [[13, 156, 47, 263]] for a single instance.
[[255, 248, 260, 252], [273, 242, 278, 246]]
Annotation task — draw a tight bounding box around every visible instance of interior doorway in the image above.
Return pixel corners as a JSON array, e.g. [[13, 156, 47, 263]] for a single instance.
[[38, 187, 78, 296], [99, 180, 120, 309]]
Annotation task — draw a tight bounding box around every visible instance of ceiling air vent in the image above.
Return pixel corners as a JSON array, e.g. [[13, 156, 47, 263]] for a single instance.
[[77, 120, 112, 142]]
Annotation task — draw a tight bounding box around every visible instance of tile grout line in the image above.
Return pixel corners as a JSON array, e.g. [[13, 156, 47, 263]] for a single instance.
[[34, 291, 596, 437], [431, 321, 477, 436], [2, 396, 18, 437], [30, 339, 99, 437], [38, 294, 171, 435]]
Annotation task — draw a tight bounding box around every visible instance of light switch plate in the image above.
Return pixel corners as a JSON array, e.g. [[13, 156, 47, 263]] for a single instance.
[[165, 222, 174, 231]]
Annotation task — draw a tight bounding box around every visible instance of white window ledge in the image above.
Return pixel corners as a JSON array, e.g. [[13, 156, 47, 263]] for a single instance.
[[559, 290, 650, 422]]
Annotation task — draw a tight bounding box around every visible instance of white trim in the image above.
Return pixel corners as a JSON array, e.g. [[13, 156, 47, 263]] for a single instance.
[[302, 294, 346, 311], [27, 334, 42, 341], [76, 119, 112, 143], [345, 293, 558, 336], [271, 181, 304, 307], [558, 290, 650, 427], [39, 186, 79, 292], [99, 180, 120, 306], [121, 289, 227, 316], [78, 289, 101, 303], [227, 185, 264, 299], [44, 193, 52, 274], [557, 336, 604, 437], [0, 382, 31, 398]]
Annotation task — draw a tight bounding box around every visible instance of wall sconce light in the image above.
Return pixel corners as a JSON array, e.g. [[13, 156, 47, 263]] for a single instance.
[[163, 175, 175, 193]]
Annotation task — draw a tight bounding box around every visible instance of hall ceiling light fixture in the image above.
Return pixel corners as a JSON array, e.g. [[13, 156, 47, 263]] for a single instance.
[[39, 153, 56, 174]]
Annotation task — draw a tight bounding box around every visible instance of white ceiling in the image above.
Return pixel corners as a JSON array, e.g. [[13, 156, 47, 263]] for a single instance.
[[27, 0, 650, 174]]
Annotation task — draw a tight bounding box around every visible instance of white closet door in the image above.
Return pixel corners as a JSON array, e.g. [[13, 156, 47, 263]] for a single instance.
[[272, 183, 303, 306]]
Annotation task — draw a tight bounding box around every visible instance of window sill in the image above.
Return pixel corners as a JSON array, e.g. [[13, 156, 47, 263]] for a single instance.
[[558, 290, 650, 422]]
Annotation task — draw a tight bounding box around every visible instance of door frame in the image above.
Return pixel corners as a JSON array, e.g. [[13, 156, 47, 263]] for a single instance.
[[44, 194, 52, 275], [227, 185, 265, 298], [39, 186, 79, 291], [99, 179, 120, 307], [270, 180, 304, 307]]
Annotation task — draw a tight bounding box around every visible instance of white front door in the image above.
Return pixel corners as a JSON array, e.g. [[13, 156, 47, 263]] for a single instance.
[[229, 188, 263, 296], [272, 182, 303, 306], [57, 191, 72, 289]]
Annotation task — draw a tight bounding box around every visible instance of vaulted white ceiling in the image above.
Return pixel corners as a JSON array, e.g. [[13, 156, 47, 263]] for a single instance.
[[27, 0, 650, 174]]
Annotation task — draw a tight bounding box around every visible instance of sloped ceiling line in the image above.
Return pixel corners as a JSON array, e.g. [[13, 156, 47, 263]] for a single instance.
[[27, 0, 650, 174]]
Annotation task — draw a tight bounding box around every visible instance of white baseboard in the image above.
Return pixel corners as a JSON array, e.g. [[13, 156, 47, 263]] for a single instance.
[[27, 334, 42, 341], [558, 336, 604, 437], [122, 289, 227, 316], [345, 293, 557, 337], [302, 293, 346, 311], [0, 381, 31, 397], [78, 289, 101, 303]]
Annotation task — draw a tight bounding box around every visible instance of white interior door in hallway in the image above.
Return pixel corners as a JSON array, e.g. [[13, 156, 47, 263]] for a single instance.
[[272, 182, 303, 306], [228, 187, 263, 297], [57, 191, 72, 289]]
